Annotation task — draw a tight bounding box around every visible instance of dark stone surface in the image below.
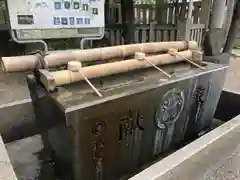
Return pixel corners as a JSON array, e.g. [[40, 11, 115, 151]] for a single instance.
[[204, 53, 231, 65], [28, 62, 227, 180]]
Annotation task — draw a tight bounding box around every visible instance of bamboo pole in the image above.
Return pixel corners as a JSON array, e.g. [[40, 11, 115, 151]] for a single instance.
[[1, 41, 198, 73], [40, 50, 194, 91]]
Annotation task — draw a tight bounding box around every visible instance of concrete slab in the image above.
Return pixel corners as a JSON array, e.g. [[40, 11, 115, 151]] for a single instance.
[[6, 135, 43, 180], [0, 135, 17, 180], [201, 144, 240, 180], [223, 56, 240, 94], [130, 114, 240, 180]]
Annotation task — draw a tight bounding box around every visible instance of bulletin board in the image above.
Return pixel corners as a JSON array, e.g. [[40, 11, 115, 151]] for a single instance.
[[6, 0, 105, 39]]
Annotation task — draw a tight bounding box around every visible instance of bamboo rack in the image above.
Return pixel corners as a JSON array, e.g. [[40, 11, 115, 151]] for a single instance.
[[39, 50, 197, 92], [1, 41, 198, 73]]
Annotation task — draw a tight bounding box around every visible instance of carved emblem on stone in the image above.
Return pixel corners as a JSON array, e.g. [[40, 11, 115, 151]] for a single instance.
[[153, 88, 184, 155]]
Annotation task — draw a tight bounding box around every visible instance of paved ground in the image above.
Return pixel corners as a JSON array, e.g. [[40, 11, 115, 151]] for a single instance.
[[0, 136, 17, 180], [232, 49, 240, 57]]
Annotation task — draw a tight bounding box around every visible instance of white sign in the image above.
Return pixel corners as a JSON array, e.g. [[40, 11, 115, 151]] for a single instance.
[[7, 0, 105, 30]]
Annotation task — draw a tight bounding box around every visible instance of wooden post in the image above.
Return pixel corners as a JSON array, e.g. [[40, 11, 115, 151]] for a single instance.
[[120, 0, 135, 44], [200, 0, 212, 28], [104, 0, 109, 24], [193, 4, 200, 24], [224, 0, 237, 40], [223, 1, 240, 53], [149, 21, 156, 42], [177, 19, 191, 41], [176, 0, 192, 41], [156, 0, 164, 24], [179, 0, 187, 21], [174, 0, 180, 25], [188, 0, 194, 21], [210, 0, 227, 29]]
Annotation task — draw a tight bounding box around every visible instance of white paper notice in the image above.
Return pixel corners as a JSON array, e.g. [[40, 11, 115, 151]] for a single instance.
[[7, 0, 105, 30]]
